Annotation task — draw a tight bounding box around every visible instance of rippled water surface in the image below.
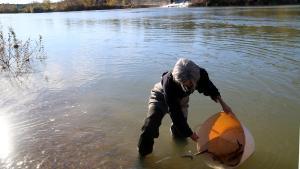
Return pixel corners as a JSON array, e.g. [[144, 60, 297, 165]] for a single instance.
[[0, 6, 299, 169]]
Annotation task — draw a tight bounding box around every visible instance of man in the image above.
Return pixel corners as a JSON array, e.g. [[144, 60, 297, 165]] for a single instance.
[[138, 58, 234, 157]]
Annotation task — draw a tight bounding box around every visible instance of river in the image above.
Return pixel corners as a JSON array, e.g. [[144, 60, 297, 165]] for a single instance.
[[0, 5, 299, 169]]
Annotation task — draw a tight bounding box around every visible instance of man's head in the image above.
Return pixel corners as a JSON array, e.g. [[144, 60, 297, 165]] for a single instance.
[[172, 58, 200, 93]]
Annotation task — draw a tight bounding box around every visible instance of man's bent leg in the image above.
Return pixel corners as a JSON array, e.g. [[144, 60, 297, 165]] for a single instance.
[[138, 104, 166, 156]]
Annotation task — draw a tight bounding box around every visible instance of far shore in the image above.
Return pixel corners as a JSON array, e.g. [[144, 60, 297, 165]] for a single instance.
[[0, 2, 299, 14]]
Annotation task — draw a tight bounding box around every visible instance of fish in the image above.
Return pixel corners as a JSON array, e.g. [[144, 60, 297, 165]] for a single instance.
[[181, 139, 244, 167]]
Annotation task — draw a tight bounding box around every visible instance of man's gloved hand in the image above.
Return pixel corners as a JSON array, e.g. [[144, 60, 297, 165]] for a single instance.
[[190, 132, 199, 142]]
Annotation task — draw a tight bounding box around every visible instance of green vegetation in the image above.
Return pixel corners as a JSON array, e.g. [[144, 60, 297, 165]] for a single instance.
[[0, 27, 46, 77]]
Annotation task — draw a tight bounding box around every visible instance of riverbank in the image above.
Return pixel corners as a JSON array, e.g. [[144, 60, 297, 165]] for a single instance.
[[0, 6, 299, 169], [190, 0, 299, 6], [0, 0, 299, 13], [0, 3, 159, 13]]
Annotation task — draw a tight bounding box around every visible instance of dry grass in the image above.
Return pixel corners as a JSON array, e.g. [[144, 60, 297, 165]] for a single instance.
[[0, 27, 46, 78]]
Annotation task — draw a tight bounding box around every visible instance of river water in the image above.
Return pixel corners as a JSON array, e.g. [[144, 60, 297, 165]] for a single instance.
[[0, 6, 299, 169]]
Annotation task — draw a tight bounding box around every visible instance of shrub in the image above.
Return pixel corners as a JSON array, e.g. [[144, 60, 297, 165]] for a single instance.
[[0, 27, 46, 77]]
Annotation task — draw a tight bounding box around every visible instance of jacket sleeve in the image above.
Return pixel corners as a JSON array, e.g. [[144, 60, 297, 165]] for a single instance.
[[162, 74, 193, 137], [197, 68, 221, 102]]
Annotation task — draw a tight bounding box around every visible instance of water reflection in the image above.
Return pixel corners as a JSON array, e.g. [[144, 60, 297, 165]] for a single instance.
[[0, 116, 12, 160], [232, 6, 300, 19]]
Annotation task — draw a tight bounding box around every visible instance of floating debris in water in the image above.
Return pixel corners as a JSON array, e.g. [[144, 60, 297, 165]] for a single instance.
[[155, 156, 171, 164], [181, 154, 194, 160], [181, 149, 208, 160]]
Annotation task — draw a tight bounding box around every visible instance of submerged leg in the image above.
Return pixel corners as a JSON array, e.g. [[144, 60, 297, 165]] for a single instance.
[[138, 104, 166, 156], [170, 124, 187, 138]]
